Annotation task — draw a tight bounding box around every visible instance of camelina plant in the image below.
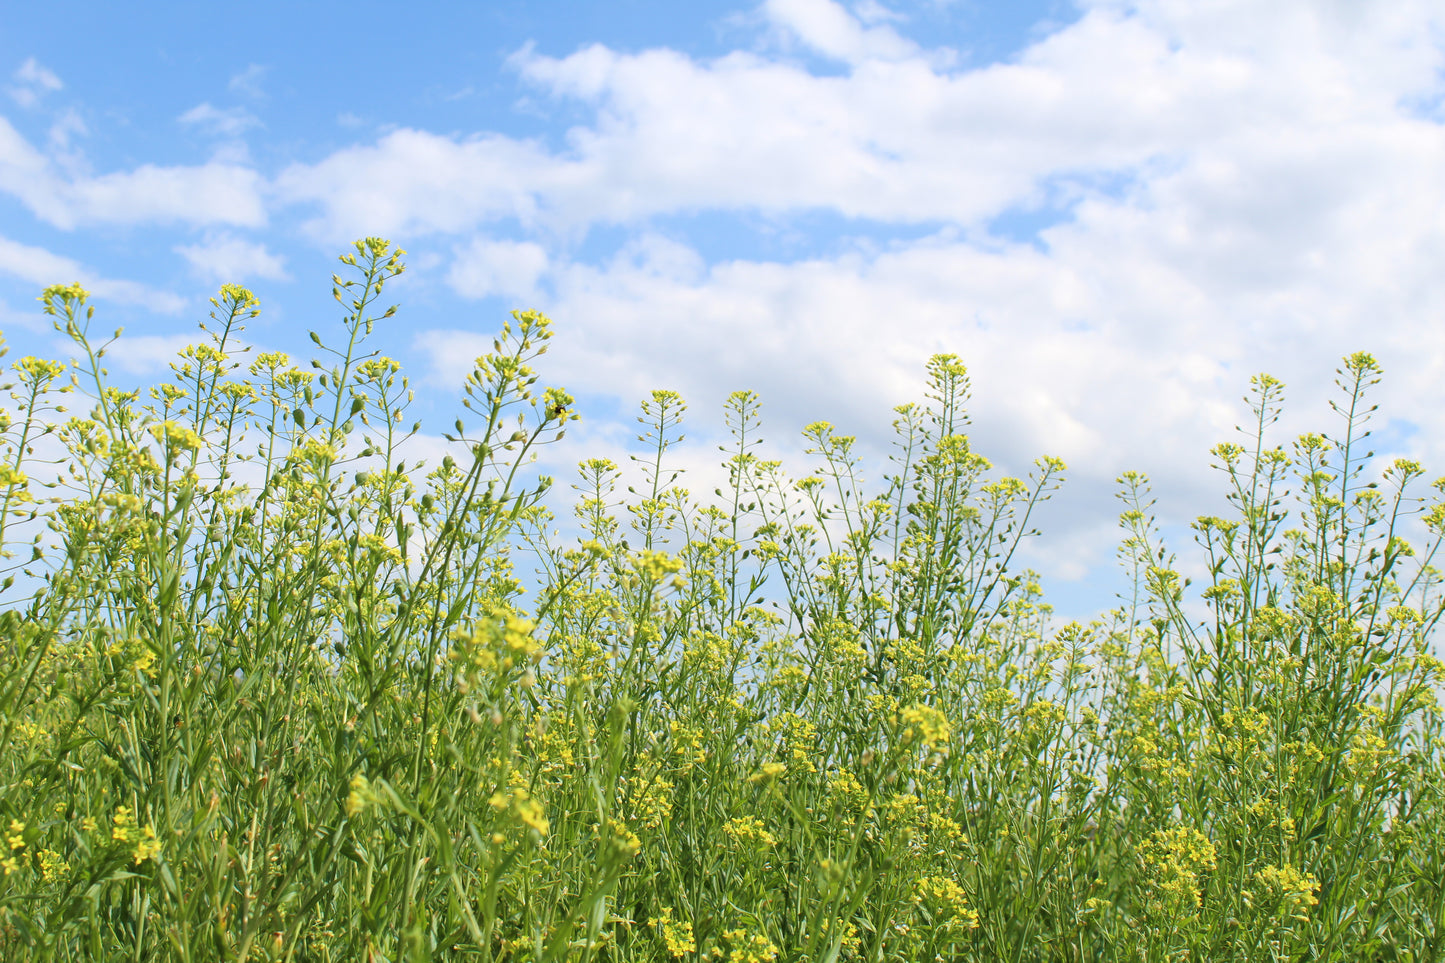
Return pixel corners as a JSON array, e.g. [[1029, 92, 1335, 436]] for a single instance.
[[0, 238, 1442, 961]]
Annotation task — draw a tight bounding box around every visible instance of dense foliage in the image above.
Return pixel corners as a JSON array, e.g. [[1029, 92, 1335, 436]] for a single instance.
[[1, 239, 1443, 961]]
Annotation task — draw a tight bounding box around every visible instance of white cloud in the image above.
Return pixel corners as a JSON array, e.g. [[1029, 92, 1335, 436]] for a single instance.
[[273, 128, 550, 241], [761, 0, 920, 64], [68, 163, 267, 228], [97, 334, 203, 375], [179, 102, 261, 138], [174, 233, 290, 284], [47, 108, 87, 154], [280, 6, 1270, 236], [447, 237, 550, 301], [0, 117, 267, 229], [413, 329, 495, 388], [0, 234, 187, 313], [8, 57, 62, 109]]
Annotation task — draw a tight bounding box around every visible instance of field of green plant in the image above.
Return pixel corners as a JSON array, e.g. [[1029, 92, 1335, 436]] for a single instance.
[[0, 237, 1443, 962]]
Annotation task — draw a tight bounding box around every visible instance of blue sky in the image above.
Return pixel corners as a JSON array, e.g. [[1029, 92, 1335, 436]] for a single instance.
[[4, 0, 1445, 624]]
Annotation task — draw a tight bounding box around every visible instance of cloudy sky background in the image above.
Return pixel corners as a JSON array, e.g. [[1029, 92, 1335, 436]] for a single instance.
[[3, 0, 1445, 624]]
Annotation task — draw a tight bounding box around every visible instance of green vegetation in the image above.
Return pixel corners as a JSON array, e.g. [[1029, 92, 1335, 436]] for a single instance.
[[0, 238, 1443, 961]]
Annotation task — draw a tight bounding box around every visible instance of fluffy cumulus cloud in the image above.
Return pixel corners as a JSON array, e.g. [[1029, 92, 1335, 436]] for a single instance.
[[760, 0, 922, 64], [174, 233, 289, 284], [0, 117, 266, 230], [447, 237, 550, 302], [272, 130, 551, 241]]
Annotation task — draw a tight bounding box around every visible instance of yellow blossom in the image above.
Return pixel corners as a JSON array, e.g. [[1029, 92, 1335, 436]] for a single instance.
[[649, 907, 696, 959]]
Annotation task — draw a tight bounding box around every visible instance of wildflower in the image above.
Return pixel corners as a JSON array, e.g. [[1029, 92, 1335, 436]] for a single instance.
[[720, 928, 779, 963], [148, 420, 204, 455], [0, 464, 28, 491], [132, 825, 161, 864], [649, 907, 696, 959], [1251, 864, 1320, 919], [356, 357, 401, 382], [633, 548, 683, 581], [213, 283, 259, 310], [35, 850, 68, 883], [605, 818, 641, 859], [749, 762, 786, 784], [488, 786, 550, 838], [450, 613, 541, 692], [346, 774, 374, 817], [1140, 826, 1217, 917], [17, 356, 68, 383], [6, 820, 25, 851], [723, 815, 776, 848], [514, 793, 549, 835], [357, 532, 403, 564], [914, 875, 981, 931], [112, 807, 135, 842], [39, 282, 89, 314], [899, 704, 952, 748], [622, 774, 674, 830]]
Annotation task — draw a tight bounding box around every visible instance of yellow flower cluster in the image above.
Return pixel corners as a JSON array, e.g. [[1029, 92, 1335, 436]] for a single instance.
[[346, 774, 376, 817], [488, 785, 549, 837], [648, 906, 696, 959], [1249, 864, 1321, 919], [2, 819, 24, 876], [449, 613, 542, 694], [898, 704, 952, 748], [147, 420, 204, 455], [604, 817, 642, 859], [1140, 826, 1217, 917], [722, 815, 777, 849], [719, 928, 779, 963], [913, 875, 981, 931], [621, 772, 674, 831], [111, 807, 161, 865]]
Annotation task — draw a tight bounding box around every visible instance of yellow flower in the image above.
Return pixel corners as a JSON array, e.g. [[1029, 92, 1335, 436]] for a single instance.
[[346, 774, 373, 816], [899, 704, 952, 747], [488, 786, 550, 838], [112, 806, 136, 842], [606, 818, 641, 858], [722, 816, 777, 848], [1140, 826, 1217, 917], [132, 825, 161, 865], [649, 907, 696, 959], [748, 762, 786, 784], [721, 928, 779, 963], [515, 794, 549, 836], [148, 420, 204, 454], [914, 875, 981, 931], [17, 356, 67, 383], [37, 850, 69, 883], [0, 464, 28, 490], [1251, 864, 1320, 919]]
